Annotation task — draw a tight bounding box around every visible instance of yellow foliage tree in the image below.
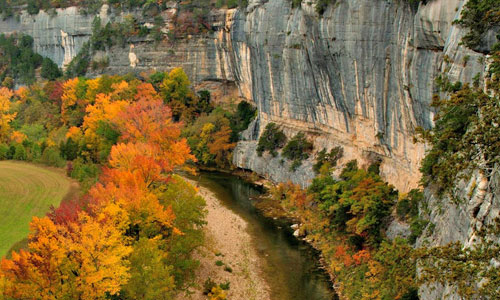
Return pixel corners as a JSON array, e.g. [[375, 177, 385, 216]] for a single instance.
[[0, 87, 16, 142], [1, 206, 132, 300], [63, 204, 132, 299]]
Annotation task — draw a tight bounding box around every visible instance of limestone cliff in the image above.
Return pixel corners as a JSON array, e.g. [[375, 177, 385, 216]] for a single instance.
[[0, 0, 492, 192], [416, 168, 500, 299]]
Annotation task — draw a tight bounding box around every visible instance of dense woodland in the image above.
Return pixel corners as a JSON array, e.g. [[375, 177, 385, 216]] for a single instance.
[[0, 68, 257, 299]]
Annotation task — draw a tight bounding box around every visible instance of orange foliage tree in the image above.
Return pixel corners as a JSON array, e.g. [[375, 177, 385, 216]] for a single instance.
[[1, 73, 201, 299], [0, 87, 16, 142]]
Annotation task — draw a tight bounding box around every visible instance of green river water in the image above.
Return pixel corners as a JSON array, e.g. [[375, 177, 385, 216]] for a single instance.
[[192, 172, 338, 300]]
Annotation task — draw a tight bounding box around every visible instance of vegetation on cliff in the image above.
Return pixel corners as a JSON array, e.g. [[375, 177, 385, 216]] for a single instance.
[[418, 0, 500, 197], [0, 34, 61, 86], [256, 122, 287, 157], [410, 3, 500, 296], [454, 0, 500, 51], [282, 132, 313, 171]]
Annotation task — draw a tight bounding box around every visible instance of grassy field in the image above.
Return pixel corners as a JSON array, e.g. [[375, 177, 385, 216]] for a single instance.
[[0, 161, 75, 258]]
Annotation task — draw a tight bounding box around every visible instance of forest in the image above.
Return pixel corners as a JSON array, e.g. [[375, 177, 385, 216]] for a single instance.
[[0, 68, 258, 299]]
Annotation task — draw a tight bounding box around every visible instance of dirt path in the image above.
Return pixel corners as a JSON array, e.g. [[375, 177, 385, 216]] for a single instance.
[[178, 178, 271, 300]]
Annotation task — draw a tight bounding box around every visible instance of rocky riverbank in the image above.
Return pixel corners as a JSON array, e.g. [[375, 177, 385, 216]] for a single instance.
[[178, 178, 271, 300]]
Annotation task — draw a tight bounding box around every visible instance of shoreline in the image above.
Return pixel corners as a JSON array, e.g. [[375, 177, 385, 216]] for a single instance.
[[179, 177, 271, 300], [185, 167, 340, 299]]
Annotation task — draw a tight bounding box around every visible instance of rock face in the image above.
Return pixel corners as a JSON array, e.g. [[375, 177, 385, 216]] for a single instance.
[[417, 169, 500, 299], [0, 6, 108, 68], [0, 0, 492, 191]]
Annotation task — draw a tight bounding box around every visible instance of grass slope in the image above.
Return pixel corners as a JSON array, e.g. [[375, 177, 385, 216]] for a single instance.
[[0, 161, 72, 258]]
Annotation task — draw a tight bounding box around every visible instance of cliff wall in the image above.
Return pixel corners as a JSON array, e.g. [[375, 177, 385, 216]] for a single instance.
[[0, 0, 490, 191]]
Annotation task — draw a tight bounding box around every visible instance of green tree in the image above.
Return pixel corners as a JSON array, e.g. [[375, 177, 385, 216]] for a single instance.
[[160, 175, 206, 288], [13, 144, 27, 160], [122, 238, 175, 300], [161, 67, 192, 104], [27, 0, 40, 15], [256, 122, 287, 157], [41, 57, 62, 80], [282, 132, 313, 170]]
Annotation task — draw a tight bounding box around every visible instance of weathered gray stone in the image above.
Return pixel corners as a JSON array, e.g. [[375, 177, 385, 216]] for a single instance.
[[386, 219, 411, 240], [0, 1, 493, 192], [233, 140, 315, 188]]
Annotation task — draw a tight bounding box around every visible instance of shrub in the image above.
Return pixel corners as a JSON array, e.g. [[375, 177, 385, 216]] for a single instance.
[[230, 100, 256, 140], [26, 0, 40, 15], [29, 143, 42, 161], [454, 0, 500, 50], [219, 281, 230, 290], [208, 286, 226, 300], [196, 90, 213, 115], [13, 144, 27, 160], [40, 146, 66, 167], [41, 57, 62, 80], [256, 123, 287, 157], [419, 85, 500, 196], [367, 160, 381, 175], [60, 138, 79, 161], [203, 278, 217, 295], [7, 145, 15, 159], [408, 218, 429, 244], [0, 143, 9, 159], [70, 158, 99, 180], [282, 132, 313, 170], [65, 42, 90, 78], [401, 288, 419, 300], [315, 0, 335, 14], [313, 146, 343, 173], [396, 189, 423, 220]]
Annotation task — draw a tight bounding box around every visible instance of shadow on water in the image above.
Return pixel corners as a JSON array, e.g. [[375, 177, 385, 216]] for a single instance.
[[191, 171, 338, 300]]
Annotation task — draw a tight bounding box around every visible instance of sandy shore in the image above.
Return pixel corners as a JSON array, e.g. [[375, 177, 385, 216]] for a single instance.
[[177, 178, 271, 300]]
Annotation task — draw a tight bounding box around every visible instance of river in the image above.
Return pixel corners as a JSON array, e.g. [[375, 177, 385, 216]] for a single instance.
[[191, 171, 337, 300]]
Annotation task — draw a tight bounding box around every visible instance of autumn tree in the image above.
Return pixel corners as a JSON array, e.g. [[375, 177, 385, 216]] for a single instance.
[[160, 67, 192, 105], [82, 93, 128, 161], [62, 205, 132, 299], [183, 108, 235, 168], [61, 78, 88, 127], [1, 72, 206, 300], [0, 87, 15, 142], [122, 237, 175, 300], [1, 217, 69, 299], [116, 97, 194, 173], [1, 204, 131, 300], [159, 68, 196, 121]]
